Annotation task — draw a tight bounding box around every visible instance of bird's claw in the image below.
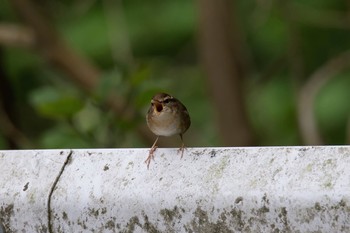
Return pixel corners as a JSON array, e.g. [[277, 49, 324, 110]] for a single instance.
[[145, 146, 158, 169], [177, 144, 186, 159]]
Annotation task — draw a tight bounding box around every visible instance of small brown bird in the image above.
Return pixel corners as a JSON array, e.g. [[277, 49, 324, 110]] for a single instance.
[[145, 93, 191, 168]]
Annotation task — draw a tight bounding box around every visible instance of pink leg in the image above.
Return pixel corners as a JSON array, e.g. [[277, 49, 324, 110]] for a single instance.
[[145, 136, 159, 169], [177, 134, 186, 159]]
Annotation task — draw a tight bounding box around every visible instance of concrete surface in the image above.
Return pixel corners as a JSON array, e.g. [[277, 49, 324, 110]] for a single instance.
[[0, 150, 71, 232], [1, 147, 350, 232]]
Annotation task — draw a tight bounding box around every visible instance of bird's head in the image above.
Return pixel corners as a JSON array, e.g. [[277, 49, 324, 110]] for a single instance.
[[151, 93, 175, 113]]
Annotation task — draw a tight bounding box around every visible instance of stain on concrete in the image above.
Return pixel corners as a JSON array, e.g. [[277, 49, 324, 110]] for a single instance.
[[210, 150, 216, 158], [23, 182, 29, 191], [0, 222, 6, 233], [77, 218, 88, 230], [125, 216, 141, 232], [258, 205, 270, 215], [105, 219, 115, 230], [62, 211, 68, 221], [35, 224, 48, 233], [162, 206, 183, 222], [277, 207, 290, 232], [0, 204, 14, 232], [160, 206, 182, 232], [45, 195, 350, 232], [314, 202, 322, 211], [88, 208, 100, 218], [142, 211, 161, 233], [229, 207, 246, 231], [121, 195, 350, 232], [235, 197, 243, 204], [187, 206, 234, 233]]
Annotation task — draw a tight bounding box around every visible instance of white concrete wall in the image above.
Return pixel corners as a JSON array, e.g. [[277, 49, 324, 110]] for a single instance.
[[1, 147, 350, 232]]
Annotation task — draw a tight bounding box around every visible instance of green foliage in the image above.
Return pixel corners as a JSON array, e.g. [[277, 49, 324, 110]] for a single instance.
[[73, 102, 102, 134], [4, 49, 42, 99], [0, 135, 6, 149], [316, 74, 350, 143], [40, 123, 91, 149], [248, 11, 288, 66], [29, 86, 84, 119], [1, 0, 349, 149], [248, 77, 299, 145], [60, 7, 110, 62], [125, 0, 195, 55], [0, 0, 14, 20], [95, 69, 124, 101]]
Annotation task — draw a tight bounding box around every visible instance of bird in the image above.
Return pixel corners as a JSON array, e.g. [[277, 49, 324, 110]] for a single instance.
[[145, 93, 191, 168]]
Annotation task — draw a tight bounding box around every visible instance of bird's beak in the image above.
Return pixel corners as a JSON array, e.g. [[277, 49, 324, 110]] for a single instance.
[[151, 100, 163, 112]]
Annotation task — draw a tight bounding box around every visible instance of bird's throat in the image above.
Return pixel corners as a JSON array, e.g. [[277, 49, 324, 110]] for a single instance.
[[154, 102, 163, 112]]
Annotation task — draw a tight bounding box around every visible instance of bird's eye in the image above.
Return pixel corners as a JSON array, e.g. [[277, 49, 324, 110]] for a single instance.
[[163, 99, 169, 104]]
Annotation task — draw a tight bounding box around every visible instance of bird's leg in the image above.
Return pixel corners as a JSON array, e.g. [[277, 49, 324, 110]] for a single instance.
[[145, 136, 159, 169], [177, 134, 186, 159]]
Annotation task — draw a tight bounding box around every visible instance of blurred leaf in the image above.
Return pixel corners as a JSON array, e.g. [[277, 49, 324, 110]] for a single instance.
[[40, 124, 90, 148], [0, 0, 15, 19], [134, 88, 164, 108], [73, 102, 102, 133], [129, 65, 152, 86], [316, 74, 350, 143], [60, 7, 110, 61], [248, 77, 299, 145], [249, 11, 287, 66], [4, 49, 41, 99], [29, 86, 84, 119], [296, 0, 346, 9], [126, 0, 195, 55], [95, 69, 124, 101]]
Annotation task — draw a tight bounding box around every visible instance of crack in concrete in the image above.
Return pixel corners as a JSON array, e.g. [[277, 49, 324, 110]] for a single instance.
[[47, 150, 73, 233]]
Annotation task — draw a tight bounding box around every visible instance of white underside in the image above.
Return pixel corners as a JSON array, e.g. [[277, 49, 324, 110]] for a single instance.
[[147, 111, 181, 136]]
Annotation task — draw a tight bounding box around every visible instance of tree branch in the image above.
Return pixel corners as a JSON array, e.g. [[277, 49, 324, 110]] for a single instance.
[[9, 0, 155, 146], [197, 0, 255, 146], [298, 50, 350, 145], [279, 1, 305, 86], [0, 24, 35, 48], [291, 3, 350, 29]]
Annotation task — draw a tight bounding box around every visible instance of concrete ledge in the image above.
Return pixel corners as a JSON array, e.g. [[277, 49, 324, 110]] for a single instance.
[[1, 147, 350, 232]]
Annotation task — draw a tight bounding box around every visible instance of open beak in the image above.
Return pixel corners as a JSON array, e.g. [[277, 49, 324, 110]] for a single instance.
[[151, 100, 163, 112]]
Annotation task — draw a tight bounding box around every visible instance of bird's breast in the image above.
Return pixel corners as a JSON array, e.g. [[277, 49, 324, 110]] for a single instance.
[[147, 111, 181, 136]]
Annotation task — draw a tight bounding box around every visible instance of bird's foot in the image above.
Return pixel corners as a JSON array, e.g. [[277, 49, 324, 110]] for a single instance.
[[177, 144, 186, 159], [145, 146, 158, 169]]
